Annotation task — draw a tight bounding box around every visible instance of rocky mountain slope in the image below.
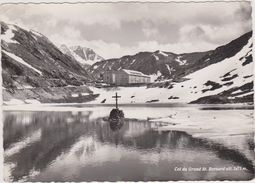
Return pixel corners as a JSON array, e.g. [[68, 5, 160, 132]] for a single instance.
[[90, 50, 210, 81], [88, 31, 253, 104], [1, 21, 93, 90], [59, 44, 104, 67], [1, 21, 97, 103], [89, 32, 252, 83]]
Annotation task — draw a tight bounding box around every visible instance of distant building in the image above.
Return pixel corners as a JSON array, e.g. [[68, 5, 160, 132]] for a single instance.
[[103, 69, 151, 85]]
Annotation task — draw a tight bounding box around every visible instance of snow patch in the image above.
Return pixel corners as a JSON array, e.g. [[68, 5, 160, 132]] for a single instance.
[[150, 71, 162, 82], [175, 56, 187, 65], [158, 50, 168, 57], [165, 64, 175, 74], [24, 99, 41, 104], [30, 30, 43, 37], [3, 99, 24, 105], [152, 54, 159, 60], [81, 93, 90, 96], [3, 50, 43, 75], [1, 24, 19, 44], [23, 85, 34, 89], [102, 62, 107, 69], [71, 93, 79, 97], [130, 59, 136, 65], [83, 59, 97, 65], [82, 48, 88, 60]]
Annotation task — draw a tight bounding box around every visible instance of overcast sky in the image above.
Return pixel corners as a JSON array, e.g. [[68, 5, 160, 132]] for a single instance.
[[0, 2, 252, 59]]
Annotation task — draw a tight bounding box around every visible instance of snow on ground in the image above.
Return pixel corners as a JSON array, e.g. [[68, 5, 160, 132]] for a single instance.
[[88, 86, 154, 104], [81, 93, 90, 96], [1, 24, 19, 44], [93, 65, 98, 69], [30, 30, 43, 37], [102, 62, 107, 69], [24, 99, 41, 104], [30, 30, 44, 40], [175, 56, 187, 65], [23, 85, 34, 89], [149, 107, 254, 160], [87, 37, 253, 104], [149, 108, 253, 137], [130, 59, 136, 65], [71, 93, 79, 97], [150, 71, 162, 82], [168, 38, 253, 102], [3, 99, 41, 105], [3, 99, 25, 105], [165, 64, 175, 74], [234, 91, 254, 98], [2, 50, 43, 75], [16, 85, 34, 89], [158, 50, 168, 57], [82, 59, 96, 65], [152, 54, 159, 60], [82, 48, 88, 60], [70, 49, 92, 65]]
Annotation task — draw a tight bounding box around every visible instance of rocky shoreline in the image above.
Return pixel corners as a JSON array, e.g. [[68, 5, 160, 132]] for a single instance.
[[2, 86, 95, 104]]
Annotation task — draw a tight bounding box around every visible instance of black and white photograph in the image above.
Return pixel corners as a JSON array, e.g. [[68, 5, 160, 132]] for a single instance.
[[0, 0, 254, 182]]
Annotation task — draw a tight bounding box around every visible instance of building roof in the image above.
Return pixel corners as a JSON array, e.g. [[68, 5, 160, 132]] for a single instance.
[[122, 69, 150, 78]]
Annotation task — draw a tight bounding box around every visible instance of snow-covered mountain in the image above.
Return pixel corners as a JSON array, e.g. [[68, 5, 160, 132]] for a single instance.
[[90, 32, 252, 84], [89, 50, 210, 81], [1, 21, 93, 90], [88, 31, 253, 104], [60, 44, 104, 66]]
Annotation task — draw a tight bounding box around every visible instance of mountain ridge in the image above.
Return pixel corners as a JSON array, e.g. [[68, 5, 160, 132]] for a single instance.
[[89, 31, 252, 82], [87, 31, 253, 104], [59, 44, 104, 66]]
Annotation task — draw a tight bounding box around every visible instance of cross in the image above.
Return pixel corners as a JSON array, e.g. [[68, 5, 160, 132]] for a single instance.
[[112, 92, 121, 109]]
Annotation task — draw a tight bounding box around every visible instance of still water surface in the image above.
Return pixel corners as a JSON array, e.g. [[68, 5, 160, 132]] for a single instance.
[[3, 106, 254, 181]]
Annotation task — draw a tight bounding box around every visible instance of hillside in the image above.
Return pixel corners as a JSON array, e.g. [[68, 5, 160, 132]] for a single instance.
[[1, 21, 93, 90], [88, 31, 253, 104], [1, 22, 97, 103], [89, 50, 210, 81], [89, 32, 252, 83]]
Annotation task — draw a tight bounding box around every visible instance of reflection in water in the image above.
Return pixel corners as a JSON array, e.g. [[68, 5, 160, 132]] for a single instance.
[[3, 110, 254, 182], [109, 118, 124, 131], [109, 116, 124, 147]]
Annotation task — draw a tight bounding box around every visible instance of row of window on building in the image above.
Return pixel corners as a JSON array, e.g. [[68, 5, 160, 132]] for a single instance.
[[103, 69, 151, 86]]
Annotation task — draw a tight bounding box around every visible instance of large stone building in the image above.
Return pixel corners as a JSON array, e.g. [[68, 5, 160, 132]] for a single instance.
[[103, 69, 151, 85]]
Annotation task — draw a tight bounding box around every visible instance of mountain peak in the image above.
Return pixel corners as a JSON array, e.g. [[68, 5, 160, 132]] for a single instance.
[[59, 45, 104, 66]]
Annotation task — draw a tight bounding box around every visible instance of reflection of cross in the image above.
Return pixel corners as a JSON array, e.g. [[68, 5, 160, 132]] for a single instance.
[[112, 92, 121, 109]]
